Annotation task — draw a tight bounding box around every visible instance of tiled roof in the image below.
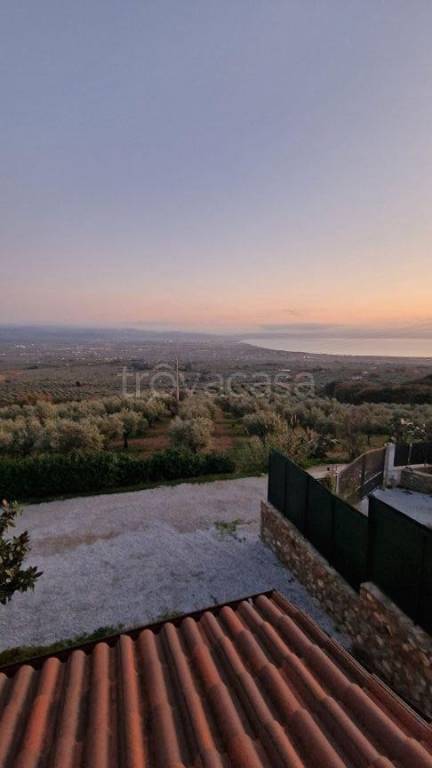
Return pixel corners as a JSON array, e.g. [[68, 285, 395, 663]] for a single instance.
[[0, 591, 431, 768]]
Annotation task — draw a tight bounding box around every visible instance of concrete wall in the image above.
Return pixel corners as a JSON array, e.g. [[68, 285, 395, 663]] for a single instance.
[[261, 500, 432, 718]]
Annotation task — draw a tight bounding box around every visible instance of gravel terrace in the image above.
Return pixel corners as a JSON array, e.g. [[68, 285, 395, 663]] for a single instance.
[[0, 477, 348, 651]]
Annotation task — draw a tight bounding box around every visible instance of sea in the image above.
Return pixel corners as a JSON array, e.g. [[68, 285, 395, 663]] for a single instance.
[[244, 336, 432, 359]]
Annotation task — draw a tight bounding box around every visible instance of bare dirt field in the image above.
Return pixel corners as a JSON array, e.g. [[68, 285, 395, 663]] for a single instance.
[[0, 477, 348, 651]]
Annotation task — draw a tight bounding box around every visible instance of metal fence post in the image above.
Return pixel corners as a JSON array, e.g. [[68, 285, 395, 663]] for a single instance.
[[304, 475, 310, 538], [408, 442, 413, 465], [330, 494, 336, 566], [367, 494, 375, 581], [415, 533, 427, 626]]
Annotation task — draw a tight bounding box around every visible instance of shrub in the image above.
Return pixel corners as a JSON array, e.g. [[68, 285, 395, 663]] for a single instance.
[[231, 437, 268, 474], [169, 417, 213, 453], [231, 427, 313, 474], [0, 448, 235, 501], [148, 449, 201, 481], [0, 500, 42, 604], [202, 452, 235, 475], [178, 395, 216, 420], [242, 411, 284, 440], [55, 419, 105, 453]]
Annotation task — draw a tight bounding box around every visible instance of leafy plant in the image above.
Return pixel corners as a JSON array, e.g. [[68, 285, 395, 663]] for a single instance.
[[0, 449, 236, 501], [169, 416, 213, 453], [0, 500, 42, 604], [214, 519, 243, 537]]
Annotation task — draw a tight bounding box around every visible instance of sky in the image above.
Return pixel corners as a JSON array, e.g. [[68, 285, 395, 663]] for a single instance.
[[1, 1, 432, 334]]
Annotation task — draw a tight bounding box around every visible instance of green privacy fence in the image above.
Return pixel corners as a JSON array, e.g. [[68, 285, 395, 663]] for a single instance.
[[268, 451, 368, 589], [268, 450, 432, 633], [394, 441, 432, 467], [368, 497, 432, 632]]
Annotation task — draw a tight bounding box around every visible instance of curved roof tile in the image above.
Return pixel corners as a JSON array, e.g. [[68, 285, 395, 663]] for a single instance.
[[0, 590, 431, 767]]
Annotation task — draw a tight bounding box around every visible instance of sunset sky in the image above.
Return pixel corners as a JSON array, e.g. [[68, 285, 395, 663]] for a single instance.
[[2, 2, 432, 333]]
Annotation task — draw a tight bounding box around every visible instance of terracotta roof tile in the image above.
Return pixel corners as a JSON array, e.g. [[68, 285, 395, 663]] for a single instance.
[[0, 590, 431, 767]]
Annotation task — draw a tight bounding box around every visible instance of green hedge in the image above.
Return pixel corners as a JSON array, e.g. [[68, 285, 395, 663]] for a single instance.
[[0, 449, 236, 501]]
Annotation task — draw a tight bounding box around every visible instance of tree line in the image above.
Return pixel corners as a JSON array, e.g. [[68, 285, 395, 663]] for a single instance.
[[0, 395, 170, 456]]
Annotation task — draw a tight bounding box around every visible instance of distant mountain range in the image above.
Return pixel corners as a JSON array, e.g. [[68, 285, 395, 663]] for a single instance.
[[0, 325, 231, 344]]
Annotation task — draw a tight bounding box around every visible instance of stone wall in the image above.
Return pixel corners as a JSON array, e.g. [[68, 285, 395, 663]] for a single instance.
[[400, 466, 432, 495], [261, 500, 432, 718]]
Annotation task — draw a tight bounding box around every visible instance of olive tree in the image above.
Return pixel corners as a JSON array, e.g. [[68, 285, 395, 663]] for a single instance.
[[55, 419, 105, 453], [242, 411, 284, 440], [169, 416, 213, 453]]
